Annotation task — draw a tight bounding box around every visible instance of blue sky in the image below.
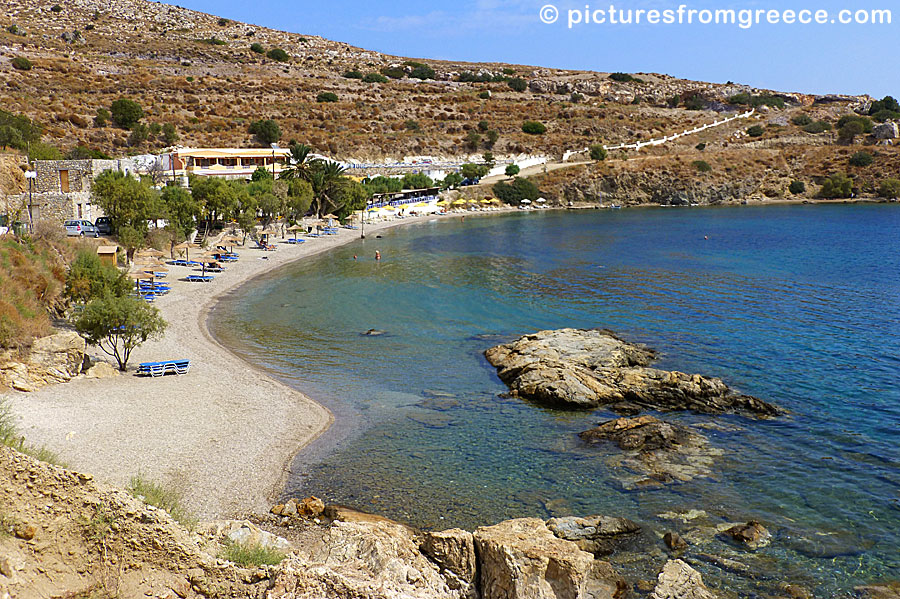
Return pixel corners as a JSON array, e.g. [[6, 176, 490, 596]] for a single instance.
[[176, 0, 896, 98]]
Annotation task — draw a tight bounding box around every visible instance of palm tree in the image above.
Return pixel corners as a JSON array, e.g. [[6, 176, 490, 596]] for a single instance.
[[308, 160, 348, 218], [279, 143, 318, 182]]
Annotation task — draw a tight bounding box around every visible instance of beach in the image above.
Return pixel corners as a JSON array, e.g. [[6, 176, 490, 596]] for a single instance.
[[7, 211, 490, 519]]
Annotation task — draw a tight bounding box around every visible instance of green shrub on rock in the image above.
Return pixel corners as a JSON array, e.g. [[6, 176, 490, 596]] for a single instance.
[[522, 121, 546, 135], [11, 57, 32, 71]]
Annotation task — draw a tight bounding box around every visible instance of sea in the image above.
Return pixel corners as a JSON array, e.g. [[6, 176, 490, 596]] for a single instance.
[[210, 204, 900, 596]]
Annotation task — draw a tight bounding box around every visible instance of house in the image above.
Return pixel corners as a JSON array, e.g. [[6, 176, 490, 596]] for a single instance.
[[161, 148, 292, 182]]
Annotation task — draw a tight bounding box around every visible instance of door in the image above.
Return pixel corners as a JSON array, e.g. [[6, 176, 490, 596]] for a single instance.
[[59, 170, 69, 193]]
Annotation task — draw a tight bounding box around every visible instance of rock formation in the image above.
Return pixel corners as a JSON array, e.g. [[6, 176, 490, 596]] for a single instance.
[[485, 328, 779, 417], [546, 515, 641, 556], [0, 331, 86, 392], [650, 559, 717, 599]]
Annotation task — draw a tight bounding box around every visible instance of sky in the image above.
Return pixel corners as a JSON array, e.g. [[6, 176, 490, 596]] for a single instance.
[[173, 0, 897, 98]]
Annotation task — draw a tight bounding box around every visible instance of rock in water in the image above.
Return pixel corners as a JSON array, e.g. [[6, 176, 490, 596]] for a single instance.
[[484, 328, 779, 417], [651, 559, 717, 599], [723, 521, 771, 550], [547, 515, 642, 556], [579, 416, 722, 488], [474, 518, 626, 599], [664, 532, 688, 551]]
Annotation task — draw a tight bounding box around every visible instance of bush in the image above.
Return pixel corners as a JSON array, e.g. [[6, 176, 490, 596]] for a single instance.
[[128, 123, 149, 146], [110, 98, 143, 129], [819, 173, 853, 198], [570, 92, 585, 103], [791, 114, 813, 126], [50, 4, 62, 12], [343, 70, 363, 79], [316, 92, 338, 103], [162, 122, 178, 145], [249, 119, 280, 144], [199, 37, 226, 45], [589, 144, 607, 161], [465, 130, 481, 149], [217, 17, 229, 26], [381, 67, 406, 79], [838, 120, 865, 143], [837, 114, 873, 133], [93, 107, 110, 128], [692, 160, 712, 172], [477, 120, 490, 132], [746, 125, 765, 137], [789, 180, 806, 195], [478, 91, 491, 100], [223, 541, 286, 567], [493, 177, 540, 204], [508, 78, 527, 92], [363, 73, 388, 83], [609, 72, 634, 82], [849, 151, 874, 167], [871, 109, 900, 123], [521, 121, 546, 135], [878, 178, 900, 199], [28, 142, 63, 161], [485, 130, 499, 147], [803, 120, 831, 134], [684, 95, 705, 110], [127, 476, 195, 527], [409, 65, 435, 80], [250, 42, 264, 54], [11, 57, 32, 71], [404, 120, 420, 131], [266, 48, 289, 62], [695, 143, 706, 151], [869, 96, 900, 116]]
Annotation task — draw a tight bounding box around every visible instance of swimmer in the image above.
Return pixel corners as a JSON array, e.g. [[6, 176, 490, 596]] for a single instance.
[[375, 250, 381, 261]]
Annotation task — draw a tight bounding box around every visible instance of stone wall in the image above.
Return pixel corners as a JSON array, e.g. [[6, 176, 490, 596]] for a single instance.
[[1, 192, 102, 225], [33, 158, 137, 194]]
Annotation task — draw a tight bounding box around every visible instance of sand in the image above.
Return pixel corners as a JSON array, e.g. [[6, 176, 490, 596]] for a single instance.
[[7, 211, 493, 519]]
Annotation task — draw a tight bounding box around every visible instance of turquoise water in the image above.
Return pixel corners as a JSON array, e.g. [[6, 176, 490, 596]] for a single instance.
[[211, 205, 900, 594]]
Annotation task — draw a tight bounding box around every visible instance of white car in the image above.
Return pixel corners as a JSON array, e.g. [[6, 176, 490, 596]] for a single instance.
[[65, 220, 99, 237]]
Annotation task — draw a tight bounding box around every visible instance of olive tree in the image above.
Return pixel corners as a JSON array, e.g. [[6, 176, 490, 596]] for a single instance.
[[74, 295, 167, 371]]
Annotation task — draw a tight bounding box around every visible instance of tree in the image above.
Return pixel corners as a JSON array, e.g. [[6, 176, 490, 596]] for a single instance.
[[440, 172, 464, 189], [94, 108, 110, 128], [819, 173, 853, 199], [461, 163, 489, 181], [308, 160, 349, 217], [400, 173, 433, 189], [92, 170, 160, 237], [74, 295, 167, 371], [838, 121, 865, 143], [482, 152, 494, 166], [279, 143, 317, 182], [493, 177, 540, 204], [160, 185, 199, 251], [267, 48, 289, 62], [522, 121, 546, 135], [0, 109, 41, 149], [251, 166, 273, 181], [128, 122, 149, 146], [190, 176, 236, 226], [789, 180, 806, 195], [28, 142, 63, 161], [110, 98, 143, 129], [478, 91, 491, 100], [249, 119, 280, 145], [505, 164, 520, 178], [65, 250, 131, 304], [869, 96, 900, 116], [508, 78, 527, 92], [286, 178, 314, 221], [589, 144, 607, 161], [317, 92, 339, 103], [465, 130, 481, 150], [878, 178, 900, 199], [849, 151, 874, 167], [336, 179, 370, 220], [485, 129, 499, 148]]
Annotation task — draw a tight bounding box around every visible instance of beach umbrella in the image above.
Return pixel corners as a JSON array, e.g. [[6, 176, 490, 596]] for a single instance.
[[287, 224, 305, 240], [520, 199, 532, 205], [436, 200, 449, 206], [135, 248, 164, 258], [480, 199, 493, 204], [536, 198, 547, 203], [452, 199, 467, 206], [173, 241, 197, 260]]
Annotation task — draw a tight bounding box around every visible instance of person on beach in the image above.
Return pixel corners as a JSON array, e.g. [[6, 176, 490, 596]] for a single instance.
[[375, 250, 381, 261]]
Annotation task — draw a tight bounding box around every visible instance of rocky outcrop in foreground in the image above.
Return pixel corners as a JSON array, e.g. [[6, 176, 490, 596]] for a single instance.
[[485, 328, 779, 417], [0, 331, 86, 392]]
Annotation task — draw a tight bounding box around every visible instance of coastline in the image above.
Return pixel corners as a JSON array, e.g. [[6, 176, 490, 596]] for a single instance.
[[6, 208, 514, 519]]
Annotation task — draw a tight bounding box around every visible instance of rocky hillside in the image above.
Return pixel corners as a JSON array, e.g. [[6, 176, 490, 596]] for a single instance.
[[0, 0, 881, 165]]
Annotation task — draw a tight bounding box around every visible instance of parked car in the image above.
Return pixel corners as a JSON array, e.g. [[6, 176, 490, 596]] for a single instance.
[[94, 216, 112, 235], [65, 220, 99, 237]]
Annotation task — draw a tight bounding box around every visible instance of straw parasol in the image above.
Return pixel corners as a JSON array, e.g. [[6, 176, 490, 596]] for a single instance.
[[135, 248, 164, 258], [287, 224, 304, 241], [173, 241, 198, 260]]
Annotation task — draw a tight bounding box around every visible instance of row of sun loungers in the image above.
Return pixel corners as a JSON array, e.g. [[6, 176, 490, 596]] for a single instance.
[[137, 359, 191, 377]]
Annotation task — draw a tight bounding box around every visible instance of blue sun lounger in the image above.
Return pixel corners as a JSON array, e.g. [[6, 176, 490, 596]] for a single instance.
[[185, 275, 214, 283], [137, 359, 191, 377], [171, 259, 201, 267]]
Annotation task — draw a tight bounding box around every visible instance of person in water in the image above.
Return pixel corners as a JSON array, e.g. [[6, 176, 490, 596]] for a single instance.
[[375, 250, 381, 261]]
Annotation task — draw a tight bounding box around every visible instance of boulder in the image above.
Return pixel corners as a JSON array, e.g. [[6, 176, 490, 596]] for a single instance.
[[297, 496, 326, 517], [650, 559, 717, 599], [198, 520, 293, 552], [855, 582, 900, 599], [873, 122, 898, 140], [268, 520, 464, 599], [663, 532, 688, 551], [485, 329, 779, 417], [473, 517, 625, 599], [547, 515, 641, 556], [723, 521, 771, 550], [420, 528, 477, 597], [83, 361, 119, 379], [579, 417, 721, 489], [0, 331, 86, 392]]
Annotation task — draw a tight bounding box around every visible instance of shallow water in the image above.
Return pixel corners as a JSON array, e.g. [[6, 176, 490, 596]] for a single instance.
[[211, 205, 900, 595]]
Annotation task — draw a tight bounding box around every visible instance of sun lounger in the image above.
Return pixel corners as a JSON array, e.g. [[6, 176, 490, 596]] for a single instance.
[[282, 238, 305, 244], [170, 259, 201, 267], [184, 275, 214, 283], [137, 359, 191, 377]]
